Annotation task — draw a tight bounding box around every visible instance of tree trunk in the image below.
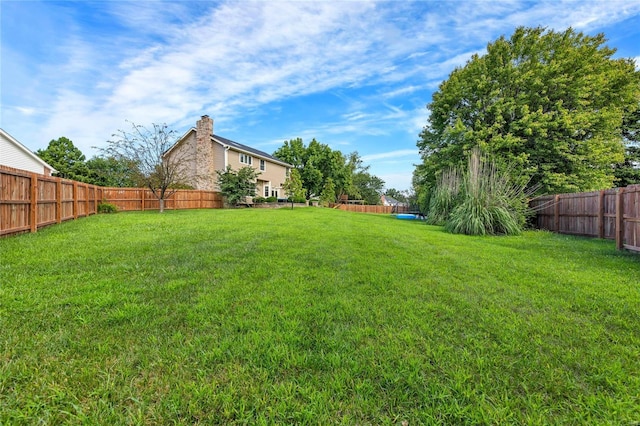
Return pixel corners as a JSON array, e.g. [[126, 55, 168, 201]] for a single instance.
[[159, 198, 165, 213]]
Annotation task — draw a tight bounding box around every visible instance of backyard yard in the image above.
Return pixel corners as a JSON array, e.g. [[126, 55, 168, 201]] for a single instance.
[[1, 208, 639, 424]]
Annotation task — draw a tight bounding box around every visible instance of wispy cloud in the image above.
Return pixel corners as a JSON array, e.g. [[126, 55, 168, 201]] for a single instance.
[[362, 150, 418, 162]]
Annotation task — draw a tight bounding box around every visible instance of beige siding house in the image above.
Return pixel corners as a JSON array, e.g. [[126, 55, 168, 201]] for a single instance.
[[165, 116, 292, 199], [0, 129, 57, 176]]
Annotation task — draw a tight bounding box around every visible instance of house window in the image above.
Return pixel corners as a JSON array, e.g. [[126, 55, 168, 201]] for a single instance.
[[264, 186, 269, 197], [271, 189, 278, 198], [240, 153, 252, 165], [260, 159, 266, 171]]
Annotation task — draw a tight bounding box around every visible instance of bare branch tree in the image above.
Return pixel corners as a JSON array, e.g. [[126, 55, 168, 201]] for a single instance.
[[103, 121, 194, 213]]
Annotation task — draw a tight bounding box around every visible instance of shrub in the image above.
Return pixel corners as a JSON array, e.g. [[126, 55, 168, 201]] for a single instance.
[[98, 202, 118, 214], [293, 196, 307, 203], [253, 196, 267, 204], [266, 196, 278, 203]]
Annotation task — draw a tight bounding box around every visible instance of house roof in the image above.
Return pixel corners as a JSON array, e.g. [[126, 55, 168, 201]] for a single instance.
[[382, 195, 407, 206], [212, 134, 291, 167], [0, 128, 58, 173], [166, 125, 293, 168]]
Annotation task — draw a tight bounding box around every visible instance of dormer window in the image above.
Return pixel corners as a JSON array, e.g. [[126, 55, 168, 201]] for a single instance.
[[240, 153, 252, 165]]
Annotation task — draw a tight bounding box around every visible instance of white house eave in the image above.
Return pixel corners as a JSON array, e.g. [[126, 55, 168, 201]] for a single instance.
[[0, 128, 58, 173]]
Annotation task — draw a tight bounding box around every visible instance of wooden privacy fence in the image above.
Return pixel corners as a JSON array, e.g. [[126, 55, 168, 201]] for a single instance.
[[1, 166, 101, 237], [1, 166, 223, 237], [101, 188, 223, 211], [530, 185, 640, 252], [329, 203, 411, 214]]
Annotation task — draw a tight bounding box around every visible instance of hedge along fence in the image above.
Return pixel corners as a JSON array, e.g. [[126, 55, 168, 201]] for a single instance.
[[530, 185, 640, 252], [0, 165, 223, 237]]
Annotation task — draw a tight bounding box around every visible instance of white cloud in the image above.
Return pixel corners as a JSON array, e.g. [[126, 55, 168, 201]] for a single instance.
[[362, 150, 418, 162]]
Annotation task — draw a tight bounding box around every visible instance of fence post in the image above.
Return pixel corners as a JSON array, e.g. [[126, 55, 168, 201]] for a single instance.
[[616, 188, 624, 250], [141, 188, 145, 211], [56, 178, 62, 224], [30, 173, 38, 233], [554, 194, 560, 232], [85, 184, 89, 216], [73, 181, 78, 219], [598, 190, 605, 239]]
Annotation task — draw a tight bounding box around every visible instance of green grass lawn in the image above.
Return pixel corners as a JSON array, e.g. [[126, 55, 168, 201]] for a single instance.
[[1, 208, 639, 424]]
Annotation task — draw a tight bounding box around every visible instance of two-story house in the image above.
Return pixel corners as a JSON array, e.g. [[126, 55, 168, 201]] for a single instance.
[[165, 115, 292, 199]]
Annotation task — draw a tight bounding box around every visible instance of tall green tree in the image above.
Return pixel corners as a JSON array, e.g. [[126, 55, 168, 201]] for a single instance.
[[85, 156, 138, 187], [281, 168, 305, 207], [347, 152, 385, 204], [320, 178, 336, 205], [273, 138, 352, 200], [415, 26, 640, 196], [216, 165, 261, 207], [36, 137, 90, 182]]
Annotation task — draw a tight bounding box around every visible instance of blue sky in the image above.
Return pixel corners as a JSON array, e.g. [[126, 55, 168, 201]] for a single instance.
[[2, 1, 640, 191]]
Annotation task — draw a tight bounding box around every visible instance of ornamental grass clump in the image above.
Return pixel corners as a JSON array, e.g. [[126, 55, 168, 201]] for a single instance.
[[432, 148, 532, 236], [426, 167, 461, 225]]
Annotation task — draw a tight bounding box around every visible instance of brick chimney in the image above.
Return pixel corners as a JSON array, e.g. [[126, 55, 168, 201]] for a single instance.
[[196, 115, 215, 190]]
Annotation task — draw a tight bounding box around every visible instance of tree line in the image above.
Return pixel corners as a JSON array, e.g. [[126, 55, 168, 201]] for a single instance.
[[35, 130, 395, 207]]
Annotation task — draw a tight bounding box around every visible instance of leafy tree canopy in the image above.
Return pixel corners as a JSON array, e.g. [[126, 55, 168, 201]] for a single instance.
[[36, 137, 90, 182], [415, 26, 640, 195], [85, 156, 138, 187], [273, 138, 354, 201], [347, 152, 385, 205]]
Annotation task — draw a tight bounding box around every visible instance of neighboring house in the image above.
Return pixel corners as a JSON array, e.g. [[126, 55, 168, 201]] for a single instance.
[[164, 115, 292, 198], [0, 128, 57, 176], [381, 195, 407, 207]]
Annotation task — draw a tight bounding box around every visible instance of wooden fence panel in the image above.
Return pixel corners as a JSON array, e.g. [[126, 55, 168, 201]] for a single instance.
[[329, 204, 404, 214], [61, 181, 75, 221], [622, 185, 640, 252], [1, 166, 101, 237], [603, 189, 617, 239], [102, 188, 144, 211], [101, 188, 223, 211], [0, 168, 31, 235], [559, 191, 600, 237], [531, 185, 640, 252], [37, 176, 58, 228]]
